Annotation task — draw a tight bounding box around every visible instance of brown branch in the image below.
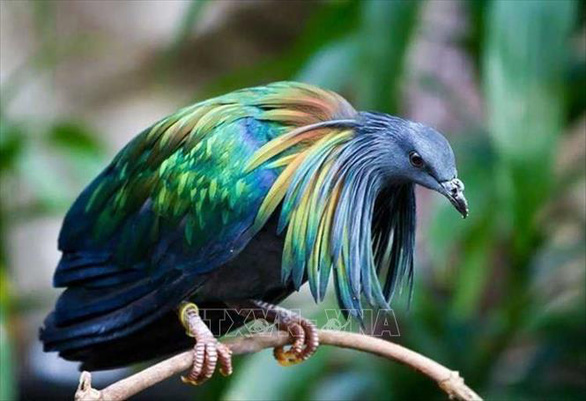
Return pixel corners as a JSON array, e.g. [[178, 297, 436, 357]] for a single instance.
[[74, 330, 482, 401]]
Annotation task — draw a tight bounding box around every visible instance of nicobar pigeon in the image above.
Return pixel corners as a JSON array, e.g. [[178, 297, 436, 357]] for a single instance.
[[40, 82, 468, 384]]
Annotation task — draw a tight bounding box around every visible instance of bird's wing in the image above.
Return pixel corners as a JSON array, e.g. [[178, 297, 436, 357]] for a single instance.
[[42, 82, 357, 353], [56, 82, 355, 286]]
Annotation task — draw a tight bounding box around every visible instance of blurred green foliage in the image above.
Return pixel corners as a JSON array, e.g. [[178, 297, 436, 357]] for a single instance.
[[1, 303, 16, 401], [1, 0, 584, 400], [206, 1, 584, 399], [1, 267, 15, 401]]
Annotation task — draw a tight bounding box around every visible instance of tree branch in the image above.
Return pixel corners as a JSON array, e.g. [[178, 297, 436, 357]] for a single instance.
[[74, 330, 482, 401]]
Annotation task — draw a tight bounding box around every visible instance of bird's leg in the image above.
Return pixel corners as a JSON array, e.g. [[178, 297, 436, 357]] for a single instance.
[[234, 300, 319, 366], [178, 302, 233, 386]]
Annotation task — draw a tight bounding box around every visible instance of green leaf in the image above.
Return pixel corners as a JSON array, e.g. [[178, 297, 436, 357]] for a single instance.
[[18, 144, 71, 212], [296, 36, 358, 92], [47, 122, 104, 156], [47, 121, 107, 183], [0, 277, 16, 401], [203, 0, 360, 96], [0, 123, 25, 173], [168, 0, 209, 56], [483, 0, 577, 256], [356, 0, 422, 113]]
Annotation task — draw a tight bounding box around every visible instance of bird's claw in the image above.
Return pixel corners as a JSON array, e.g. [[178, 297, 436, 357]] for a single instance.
[[181, 339, 233, 385], [273, 347, 303, 366], [273, 316, 319, 367], [179, 302, 233, 386], [236, 301, 320, 367]]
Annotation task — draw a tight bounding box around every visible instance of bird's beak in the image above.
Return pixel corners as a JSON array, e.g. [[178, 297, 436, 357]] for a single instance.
[[439, 178, 469, 218]]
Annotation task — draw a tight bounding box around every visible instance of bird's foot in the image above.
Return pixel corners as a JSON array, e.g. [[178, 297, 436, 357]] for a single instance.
[[247, 301, 319, 367], [178, 302, 233, 386]]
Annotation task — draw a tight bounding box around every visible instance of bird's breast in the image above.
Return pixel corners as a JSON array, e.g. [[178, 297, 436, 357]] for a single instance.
[[191, 213, 292, 303]]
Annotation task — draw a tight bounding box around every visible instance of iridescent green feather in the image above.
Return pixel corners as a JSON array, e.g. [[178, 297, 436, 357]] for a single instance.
[[81, 81, 412, 319]]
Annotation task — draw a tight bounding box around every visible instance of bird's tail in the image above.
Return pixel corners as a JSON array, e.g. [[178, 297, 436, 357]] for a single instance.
[[41, 301, 246, 371], [39, 267, 207, 370]]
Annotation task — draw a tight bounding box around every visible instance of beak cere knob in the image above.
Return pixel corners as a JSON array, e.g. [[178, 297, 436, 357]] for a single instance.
[[441, 178, 469, 218]]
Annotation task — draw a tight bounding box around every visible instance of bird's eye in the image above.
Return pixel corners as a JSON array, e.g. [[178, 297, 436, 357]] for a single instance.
[[409, 152, 424, 168]]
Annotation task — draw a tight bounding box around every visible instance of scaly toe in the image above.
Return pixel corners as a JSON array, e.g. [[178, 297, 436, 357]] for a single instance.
[[217, 343, 233, 376], [179, 302, 234, 386], [273, 346, 303, 366], [181, 366, 203, 387], [181, 375, 200, 386]]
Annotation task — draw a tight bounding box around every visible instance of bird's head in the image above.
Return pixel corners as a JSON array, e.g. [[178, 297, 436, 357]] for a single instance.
[[357, 112, 468, 218]]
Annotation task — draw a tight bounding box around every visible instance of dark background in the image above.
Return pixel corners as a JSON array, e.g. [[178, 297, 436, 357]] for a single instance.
[[1, 0, 585, 400]]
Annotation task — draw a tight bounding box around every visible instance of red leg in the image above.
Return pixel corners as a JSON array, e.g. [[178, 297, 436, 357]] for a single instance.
[[234, 300, 319, 366], [178, 302, 233, 385]]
